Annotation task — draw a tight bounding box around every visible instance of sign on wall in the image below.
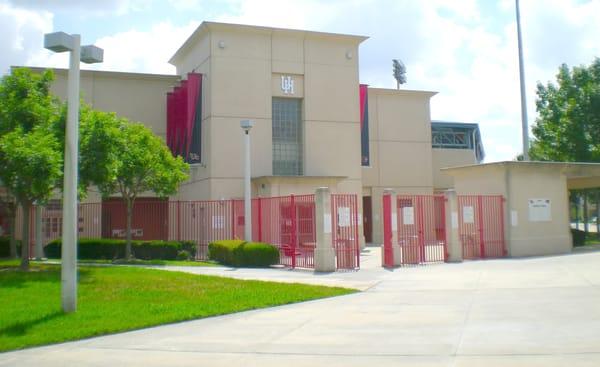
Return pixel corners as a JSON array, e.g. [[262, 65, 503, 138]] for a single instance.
[[281, 75, 295, 95], [528, 199, 551, 222], [462, 206, 475, 224], [337, 207, 351, 227], [402, 206, 414, 225], [212, 215, 224, 229]]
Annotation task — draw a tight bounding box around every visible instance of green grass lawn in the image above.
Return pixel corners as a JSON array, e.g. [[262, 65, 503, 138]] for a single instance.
[[65, 258, 219, 267], [0, 263, 355, 352]]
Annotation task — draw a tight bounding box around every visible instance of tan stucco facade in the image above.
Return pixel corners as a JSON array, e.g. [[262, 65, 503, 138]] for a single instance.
[[444, 161, 600, 257], [432, 148, 479, 192], [26, 22, 462, 246], [361, 88, 436, 244]]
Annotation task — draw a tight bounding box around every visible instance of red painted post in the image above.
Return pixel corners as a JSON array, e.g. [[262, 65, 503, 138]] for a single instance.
[[290, 194, 296, 269], [417, 196, 426, 264], [230, 199, 235, 239], [382, 193, 393, 267], [477, 195, 485, 259], [177, 201, 181, 241], [500, 196, 507, 256], [354, 194, 360, 269], [257, 197, 262, 242]]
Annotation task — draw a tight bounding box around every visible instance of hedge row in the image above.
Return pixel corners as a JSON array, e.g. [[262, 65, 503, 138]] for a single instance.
[[44, 238, 197, 260], [208, 240, 279, 267], [0, 236, 21, 258]]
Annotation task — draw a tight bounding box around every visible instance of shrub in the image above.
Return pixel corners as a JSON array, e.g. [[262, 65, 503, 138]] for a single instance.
[[571, 228, 586, 247], [176, 250, 191, 261], [208, 240, 245, 265], [235, 242, 279, 267], [0, 236, 21, 258], [208, 240, 279, 267], [44, 238, 198, 260]]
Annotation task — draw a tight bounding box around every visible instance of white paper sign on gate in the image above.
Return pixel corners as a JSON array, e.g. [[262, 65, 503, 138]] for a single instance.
[[528, 198, 551, 222], [402, 206, 414, 225], [212, 215, 224, 229], [391, 213, 398, 231], [324, 213, 332, 234], [337, 207, 351, 227], [463, 206, 475, 224]]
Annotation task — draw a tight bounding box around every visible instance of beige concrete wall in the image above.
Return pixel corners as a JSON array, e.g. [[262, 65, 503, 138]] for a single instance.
[[361, 88, 436, 244], [506, 165, 571, 257], [170, 22, 365, 208], [40, 68, 178, 140], [432, 148, 479, 191], [446, 162, 572, 258]]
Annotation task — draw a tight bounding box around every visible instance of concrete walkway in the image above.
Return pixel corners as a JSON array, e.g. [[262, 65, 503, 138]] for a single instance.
[[2, 247, 600, 366]]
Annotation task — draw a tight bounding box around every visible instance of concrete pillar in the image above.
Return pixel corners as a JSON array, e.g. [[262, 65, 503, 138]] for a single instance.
[[34, 204, 44, 260], [444, 190, 462, 262], [315, 187, 336, 272], [382, 189, 402, 266]]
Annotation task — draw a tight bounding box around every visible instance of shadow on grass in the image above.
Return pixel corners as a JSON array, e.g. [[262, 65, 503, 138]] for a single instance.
[[0, 311, 64, 337], [0, 267, 92, 289]]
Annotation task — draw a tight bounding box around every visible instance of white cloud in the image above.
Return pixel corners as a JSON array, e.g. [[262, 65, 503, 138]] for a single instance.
[[0, 1, 53, 74], [26, 20, 199, 75], [8, 0, 151, 16], [3, 0, 600, 163]]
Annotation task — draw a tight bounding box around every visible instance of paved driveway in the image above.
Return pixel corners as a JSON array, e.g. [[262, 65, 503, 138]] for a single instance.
[[2, 247, 600, 366]]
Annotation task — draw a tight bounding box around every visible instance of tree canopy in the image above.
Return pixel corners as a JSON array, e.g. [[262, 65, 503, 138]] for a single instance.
[[0, 68, 63, 269], [85, 113, 189, 258], [530, 58, 600, 162]]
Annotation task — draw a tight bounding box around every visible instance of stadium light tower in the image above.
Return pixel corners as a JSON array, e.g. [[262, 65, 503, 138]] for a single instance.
[[44, 31, 103, 313]]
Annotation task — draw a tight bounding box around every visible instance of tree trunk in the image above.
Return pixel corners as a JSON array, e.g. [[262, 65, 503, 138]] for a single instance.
[[125, 198, 133, 260], [8, 204, 17, 259], [20, 201, 31, 271]]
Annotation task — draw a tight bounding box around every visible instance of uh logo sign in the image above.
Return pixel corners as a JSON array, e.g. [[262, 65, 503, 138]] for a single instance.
[[280, 75, 295, 95]]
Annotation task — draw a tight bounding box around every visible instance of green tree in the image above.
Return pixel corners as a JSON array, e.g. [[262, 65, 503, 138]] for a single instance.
[[89, 116, 189, 259], [530, 58, 600, 162], [0, 127, 62, 269], [0, 68, 60, 265]]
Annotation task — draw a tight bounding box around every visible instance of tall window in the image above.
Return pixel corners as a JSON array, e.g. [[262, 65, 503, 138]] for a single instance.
[[272, 98, 303, 175]]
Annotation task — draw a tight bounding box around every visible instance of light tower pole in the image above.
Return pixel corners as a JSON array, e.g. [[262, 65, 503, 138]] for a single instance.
[[44, 31, 103, 313], [240, 119, 255, 241], [516, 0, 529, 160]]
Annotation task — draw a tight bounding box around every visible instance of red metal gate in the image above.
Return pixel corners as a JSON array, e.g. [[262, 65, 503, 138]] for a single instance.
[[331, 194, 360, 270], [396, 195, 447, 265], [256, 195, 316, 269], [458, 195, 506, 259]]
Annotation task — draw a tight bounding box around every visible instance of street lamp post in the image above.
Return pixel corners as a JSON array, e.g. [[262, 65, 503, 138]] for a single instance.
[[44, 32, 103, 313], [240, 119, 254, 241]]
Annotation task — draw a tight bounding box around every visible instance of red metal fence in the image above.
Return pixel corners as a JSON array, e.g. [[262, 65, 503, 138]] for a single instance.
[[458, 195, 506, 259], [331, 194, 360, 270], [6, 194, 360, 270], [396, 195, 447, 265]]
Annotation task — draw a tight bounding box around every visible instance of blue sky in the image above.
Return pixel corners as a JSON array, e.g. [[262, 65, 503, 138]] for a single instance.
[[2, 0, 600, 162]]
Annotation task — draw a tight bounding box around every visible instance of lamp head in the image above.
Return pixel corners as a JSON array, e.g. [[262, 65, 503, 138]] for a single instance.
[[81, 45, 104, 64], [44, 32, 74, 53], [240, 119, 255, 132]]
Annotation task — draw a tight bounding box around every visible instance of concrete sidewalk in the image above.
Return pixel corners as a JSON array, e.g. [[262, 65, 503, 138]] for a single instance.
[[2, 247, 600, 366]]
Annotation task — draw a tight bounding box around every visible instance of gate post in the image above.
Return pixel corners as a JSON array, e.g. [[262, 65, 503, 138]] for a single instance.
[[444, 190, 463, 262], [315, 187, 336, 272], [382, 189, 400, 267]]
